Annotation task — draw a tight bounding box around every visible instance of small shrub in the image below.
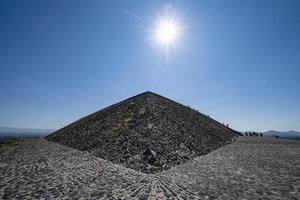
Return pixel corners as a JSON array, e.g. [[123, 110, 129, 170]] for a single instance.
[[0, 139, 21, 155]]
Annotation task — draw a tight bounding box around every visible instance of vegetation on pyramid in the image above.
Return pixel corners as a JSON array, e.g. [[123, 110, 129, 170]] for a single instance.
[[46, 91, 240, 173]]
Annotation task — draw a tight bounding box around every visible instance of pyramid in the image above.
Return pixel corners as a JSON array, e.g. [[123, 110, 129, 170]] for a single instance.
[[46, 91, 240, 173]]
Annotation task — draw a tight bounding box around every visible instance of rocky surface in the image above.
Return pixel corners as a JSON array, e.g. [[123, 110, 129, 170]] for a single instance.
[[46, 91, 239, 173], [1, 137, 299, 199], [0, 139, 199, 199], [160, 137, 300, 200]]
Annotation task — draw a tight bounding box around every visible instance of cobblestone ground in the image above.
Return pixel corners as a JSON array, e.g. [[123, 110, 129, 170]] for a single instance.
[[0, 137, 299, 199], [160, 137, 300, 200]]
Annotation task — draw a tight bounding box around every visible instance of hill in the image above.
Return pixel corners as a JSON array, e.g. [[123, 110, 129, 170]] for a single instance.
[[0, 127, 55, 137], [264, 130, 300, 140], [46, 91, 240, 173]]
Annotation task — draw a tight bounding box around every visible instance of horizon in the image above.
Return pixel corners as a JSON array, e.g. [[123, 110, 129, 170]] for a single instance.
[[0, 89, 300, 133], [1, 0, 300, 133], [0, 90, 300, 133]]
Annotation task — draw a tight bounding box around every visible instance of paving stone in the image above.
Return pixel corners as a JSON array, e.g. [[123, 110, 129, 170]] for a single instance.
[[0, 137, 299, 199]]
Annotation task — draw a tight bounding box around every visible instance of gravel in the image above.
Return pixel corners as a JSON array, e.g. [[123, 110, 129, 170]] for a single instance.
[[1, 137, 299, 199]]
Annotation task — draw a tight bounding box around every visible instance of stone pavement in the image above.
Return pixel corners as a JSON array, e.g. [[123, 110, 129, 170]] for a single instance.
[[0, 137, 299, 199], [160, 137, 300, 200]]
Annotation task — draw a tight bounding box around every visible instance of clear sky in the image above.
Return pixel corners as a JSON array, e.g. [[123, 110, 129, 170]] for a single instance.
[[1, 0, 300, 132]]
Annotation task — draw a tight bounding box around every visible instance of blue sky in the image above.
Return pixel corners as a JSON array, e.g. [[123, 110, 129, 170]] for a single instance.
[[0, 0, 300, 132]]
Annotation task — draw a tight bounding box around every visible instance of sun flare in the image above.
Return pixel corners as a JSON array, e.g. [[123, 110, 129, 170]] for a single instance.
[[147, 5, 184, 63], [154, 18, 180, 47]]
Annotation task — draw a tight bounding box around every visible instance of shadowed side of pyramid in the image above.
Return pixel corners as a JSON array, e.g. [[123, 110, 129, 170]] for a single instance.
[[46, 91, 240, 173]]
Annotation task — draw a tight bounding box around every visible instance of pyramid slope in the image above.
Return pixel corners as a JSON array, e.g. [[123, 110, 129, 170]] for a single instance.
[[46, 91, 240, 173]]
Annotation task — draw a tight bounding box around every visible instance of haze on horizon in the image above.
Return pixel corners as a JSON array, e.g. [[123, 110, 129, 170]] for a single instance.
[[0, 0, 300, 133]]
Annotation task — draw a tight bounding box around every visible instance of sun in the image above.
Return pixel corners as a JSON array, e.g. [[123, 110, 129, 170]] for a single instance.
[[147, 4, 184, 63], [154, 18, 180, 47]]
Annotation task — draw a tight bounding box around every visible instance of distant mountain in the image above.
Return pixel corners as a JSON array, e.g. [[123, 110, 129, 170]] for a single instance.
[[263, 130, 300, 140], [0, 127, 55, 137]]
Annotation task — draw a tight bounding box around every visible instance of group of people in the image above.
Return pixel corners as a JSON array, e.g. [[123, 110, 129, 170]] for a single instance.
[[244, 131, 263, 137]]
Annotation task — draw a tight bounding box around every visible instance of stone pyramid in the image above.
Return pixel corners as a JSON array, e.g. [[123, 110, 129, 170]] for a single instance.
[[46, 91, 240, 173]]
